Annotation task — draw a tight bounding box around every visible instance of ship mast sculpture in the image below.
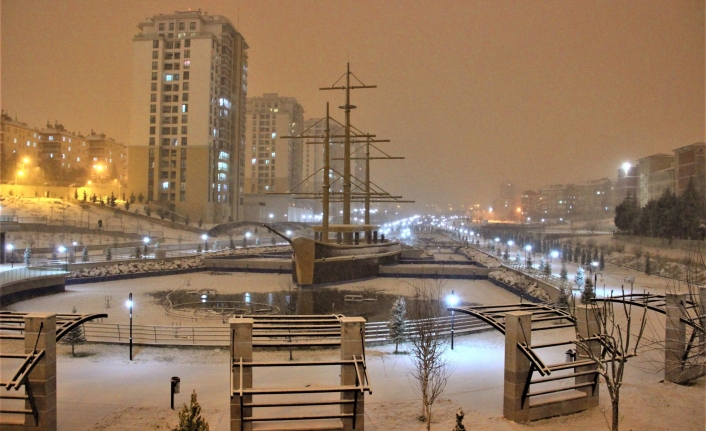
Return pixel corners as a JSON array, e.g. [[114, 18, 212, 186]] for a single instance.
[[268, 64, 412, 285]]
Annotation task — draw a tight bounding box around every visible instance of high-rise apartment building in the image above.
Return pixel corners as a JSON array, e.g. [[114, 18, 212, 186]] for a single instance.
[[244, 94, 304, 194], [128, 11, 248, 223]]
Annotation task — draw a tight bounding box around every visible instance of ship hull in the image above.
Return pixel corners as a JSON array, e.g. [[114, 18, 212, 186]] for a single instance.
[[292, 237, 401, 285]]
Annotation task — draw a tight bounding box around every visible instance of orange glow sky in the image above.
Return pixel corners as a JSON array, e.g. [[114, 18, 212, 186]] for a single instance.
[[1, 0, 704, 211]]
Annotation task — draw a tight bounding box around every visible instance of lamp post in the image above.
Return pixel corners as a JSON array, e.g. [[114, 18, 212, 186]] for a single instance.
[[6, 244, 14, 268], [143, 237, 150, 258], [58, 245, 67, 264], [525, 244, 532, 267], [126, 293, 133, 360], [201, 234, 208, 251], [446, 290, 459, 350]]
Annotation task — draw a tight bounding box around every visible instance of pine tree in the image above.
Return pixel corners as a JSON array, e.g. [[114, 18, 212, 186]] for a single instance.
[[197, 244, 202, 253], [123, 201, 130, 211], [574, 266, 585, 289], [61, 325, 86, 357], [557, 285, 569, 310], [134, 246, 141, 259], [599, 250, 605, 270], [173, 390, 209, 431], [539, 257, 546, 273], [82, 247, 89, 262], [644, 252, 651, 275], [138, 192, 144, 203], [543, 260, 551, 277], [580, 277, 596, 304], [106, 247, 112, 261], [185, 214, 191, 226], [388, 297, 407, 353], [213, 240, 220, 251], [503, 248, 509, 260], [560, 262, 568, 282], [23, 246, 31, 266]]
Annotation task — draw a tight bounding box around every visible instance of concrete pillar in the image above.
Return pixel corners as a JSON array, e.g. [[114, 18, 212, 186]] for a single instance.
[[354, 232, 359, 245], [373, 231, 378, 244], [230, 318, 253, 431], [503, 311, 532, 422], [340, 317, 365, 431], [665, 293, 689, 383], [24, 313, 57, 431], [336, 232, 342, 244], [574, 304, 600, 408]]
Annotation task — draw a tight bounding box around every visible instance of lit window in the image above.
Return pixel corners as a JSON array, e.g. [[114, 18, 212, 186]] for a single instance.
[[49, 136, 54, 141], [68, 147, 71, 151], [165, 74, 173, 81], [182, 104, 188, 113], [184, 60, 190, 68], [271, 152, 276, 158], [77, 157, 80, 162], [271, 133, 276, 138], [251, 158, 256, 165], [162, 181, 169, 190]]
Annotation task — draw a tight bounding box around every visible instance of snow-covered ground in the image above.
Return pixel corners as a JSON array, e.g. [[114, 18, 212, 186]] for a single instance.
[[0, 327, 702, 431]]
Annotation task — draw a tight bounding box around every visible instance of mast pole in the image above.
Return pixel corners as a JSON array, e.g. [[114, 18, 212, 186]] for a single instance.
[[322, 103, 330, 243], [343, 63, 352, 242], [364, 135, 371, 241]]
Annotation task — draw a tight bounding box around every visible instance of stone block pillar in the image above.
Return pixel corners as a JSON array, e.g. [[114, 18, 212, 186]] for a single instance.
[[230, 318, 253, 431], [503, 311, 532, 422], [340, 317, 365, 431], [24, 313, 57, 431], [574, 304, 600, 407]]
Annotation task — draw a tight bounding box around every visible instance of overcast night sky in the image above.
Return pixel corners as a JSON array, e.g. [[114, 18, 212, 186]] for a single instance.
[[1, 0, 704, 213]]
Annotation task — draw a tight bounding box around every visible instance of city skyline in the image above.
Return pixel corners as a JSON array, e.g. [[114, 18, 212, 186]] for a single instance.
[[1, 0, 704, 212]]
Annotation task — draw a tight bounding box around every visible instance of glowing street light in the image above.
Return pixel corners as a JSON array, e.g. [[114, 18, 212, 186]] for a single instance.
[[622, 162, 632, 174], [125, 292, 134, 360], [507, 240, 514, 247], [143, 237, 150, 244], [446, 290, 459, 350], [6, 244, 14, 268]]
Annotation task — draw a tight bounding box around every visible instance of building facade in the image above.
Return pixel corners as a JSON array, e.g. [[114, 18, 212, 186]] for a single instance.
[[636, 153, 675, 205], [128, 10, 249, 223], [244, 93, 304, 195], [674, 142, 706, 196], [2, 113, 125, 187]]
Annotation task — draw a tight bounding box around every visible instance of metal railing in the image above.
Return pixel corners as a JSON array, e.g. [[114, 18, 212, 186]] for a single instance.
[[82, 314, 492, 347], [0, 266, 68, 287]]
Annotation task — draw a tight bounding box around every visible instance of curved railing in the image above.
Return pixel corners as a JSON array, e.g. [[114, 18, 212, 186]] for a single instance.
[[0, 265, 69, 287]]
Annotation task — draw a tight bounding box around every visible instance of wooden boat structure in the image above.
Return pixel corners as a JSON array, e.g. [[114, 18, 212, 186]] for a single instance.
[[265, 64, 411, 285]]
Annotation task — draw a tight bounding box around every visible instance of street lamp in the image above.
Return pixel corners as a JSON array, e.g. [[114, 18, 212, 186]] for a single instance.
[[550, 250, 559, 262], [201, 234, 208, 251], [446, 290, 459, 350], [58, 245, 67, 263], [525, 245, 532, 267], [6, 244, 14, 268], [125, 293, 133, 360]]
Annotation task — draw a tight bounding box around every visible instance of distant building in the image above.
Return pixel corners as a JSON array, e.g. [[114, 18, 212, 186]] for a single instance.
[[127, 10, 249, 223], [616, 164, 638, 204], [494, 182, 517, 220], [244, 93, 304, 194], [86, 132, 128, 183], [1, 113, 41, 179], [636, 153, 675, 205], [1, 112, 124, 187], [674, 142, 706, 196]]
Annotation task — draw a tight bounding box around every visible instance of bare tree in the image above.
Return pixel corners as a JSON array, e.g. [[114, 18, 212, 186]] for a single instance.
[[573, 289, 648, 431], [404, 278, 453, 431]]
